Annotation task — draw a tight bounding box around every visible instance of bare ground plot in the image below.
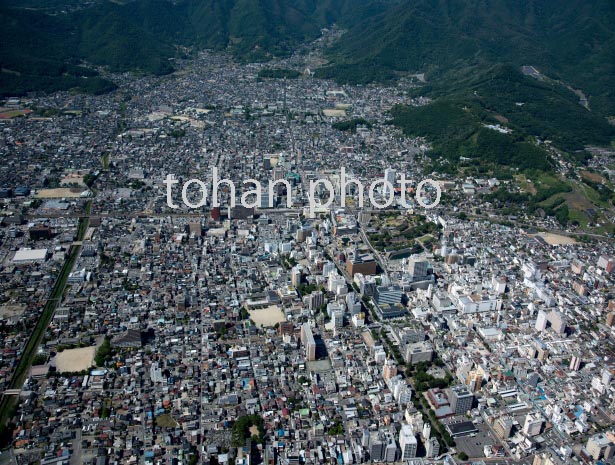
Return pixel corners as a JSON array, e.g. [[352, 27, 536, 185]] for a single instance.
[[53, 346, 96, 372], [537, 233, 577, 245], [36, 188, 87, 198], [0, 305, 26, 319], [248, 305, 285, 327]]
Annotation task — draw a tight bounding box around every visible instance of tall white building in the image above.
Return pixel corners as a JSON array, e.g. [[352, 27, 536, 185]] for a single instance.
[[384, 168, 396, 198], [399, 424, 417, 460], [535, 310, 548, 331], [322, 261, 336, 277], [426, 437, 440, 458], [328, 273, 346, 293], [331, 309, 344, 328], [523, 413, 544, 437], [422, 423, 431, 440]]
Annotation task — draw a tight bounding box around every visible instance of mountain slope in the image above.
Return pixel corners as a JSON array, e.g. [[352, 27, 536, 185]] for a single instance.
[[0, 0, 357, 96], [317, 0, 615, 115]]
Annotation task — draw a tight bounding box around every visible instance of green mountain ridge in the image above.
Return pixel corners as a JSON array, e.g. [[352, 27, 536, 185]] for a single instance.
[[317, 0, 615, 115], [1, 0, 614, 170], [0, 0, 359, 95]]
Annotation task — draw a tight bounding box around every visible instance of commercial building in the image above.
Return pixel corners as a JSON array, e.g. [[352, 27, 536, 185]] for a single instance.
[[399, 424, 417, 460], [301, 324, 316, 361], [375, 302, 406, 320], [586, 433, 615, 461], [12, 248, 48, 264], [408, 259, 429, 281], [405, 341, 433, 364], [375, 285, 403, 306], [493, 416, 513, 439], [449, 385, 474, 415], [346, 252, 377, 277], [523, 414, 545, 437]]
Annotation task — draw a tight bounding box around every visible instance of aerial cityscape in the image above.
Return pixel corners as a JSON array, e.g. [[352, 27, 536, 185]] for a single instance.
[[1, 1, 615, 465]]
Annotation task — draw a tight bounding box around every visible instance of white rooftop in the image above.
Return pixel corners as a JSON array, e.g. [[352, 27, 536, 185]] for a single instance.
[[13, 248, 48, 263]]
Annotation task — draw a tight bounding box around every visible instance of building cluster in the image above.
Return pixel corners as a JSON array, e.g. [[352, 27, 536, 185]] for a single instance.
[[0, 39, 614, 465]]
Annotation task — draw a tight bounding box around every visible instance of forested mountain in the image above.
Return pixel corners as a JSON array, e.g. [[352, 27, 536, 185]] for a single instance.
[[0, 0, 364, 95], [317, 0, 615, 114], [1, 0, 614, 159]]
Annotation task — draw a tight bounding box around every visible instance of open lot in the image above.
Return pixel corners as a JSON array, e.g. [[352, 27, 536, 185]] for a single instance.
[[248, 305, 285, 327], [537, 233, 577, 245], [36, 188, 87, 198], [54, 346, 96, 372]]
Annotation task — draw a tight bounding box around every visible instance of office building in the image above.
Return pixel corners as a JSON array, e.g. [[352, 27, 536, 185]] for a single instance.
[[523, 414, 544, 437], [301, 324, 316, 361], [346, 252, 377, 277], [399, 424, 417, 460], [493, 416, 513, 439], [426, 437, 440, 458], [375, 285, 403, 306], [383, 168, 395, 198], [586, 433, 615, 461], [405, 341, 434, 364], [449, 385, 474, 415], [408, 259, 429, 281]]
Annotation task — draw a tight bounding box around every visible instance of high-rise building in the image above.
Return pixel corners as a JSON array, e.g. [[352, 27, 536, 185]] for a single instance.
[[449, 385, 474, 415], [535, 310, 548, 331], [426, 437, 440, 458], [602, 368, 613, 386], [548, 309, 567, 334], [493, 416, 513, 439], [523, 414, 544, 437], [308, 290, 324, 311], [328, 273, 346, 293], [422, 423, 431, 440], [278, 321, 293, 336], [368, 432, 384, 462], [606, 312, 615, 327], [383, 168, 396, 198], [331, 309, 344, 328], [260, 188, 271, 208], [384, 436, 397, 463], [301, 324, 316, 361], [383, 358, 398, 381], [273, 166, 285, 181], [408, 259, 429, 281], [570, 354, 582, 371], [466, 369, 484, 393], [399, 424, 417, 460], [598, 255, 615, 274], [291, 267, 302, 287], [586, 433, 615, 461]]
